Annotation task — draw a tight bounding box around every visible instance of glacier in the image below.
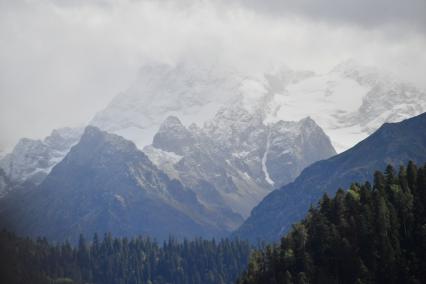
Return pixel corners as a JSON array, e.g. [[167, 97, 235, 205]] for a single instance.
[[91, 59, 426, 154]]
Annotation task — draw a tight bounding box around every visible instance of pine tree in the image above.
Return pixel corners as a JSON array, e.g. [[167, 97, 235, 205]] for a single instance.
[[239, 162, 426, 284]]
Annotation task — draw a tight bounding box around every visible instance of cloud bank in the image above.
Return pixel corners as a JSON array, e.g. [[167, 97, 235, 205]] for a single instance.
[[0, 0, 425, 151], [239, 0, 426, 32]]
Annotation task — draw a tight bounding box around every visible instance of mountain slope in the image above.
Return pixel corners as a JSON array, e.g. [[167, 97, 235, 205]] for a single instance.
[[0, 127, 83, 186], [145, 110, 336, 220], [0, 127, 231, 242], [238, 162, 426, 284], [235, 112, 426, 242], [0, 169, 13, 198]]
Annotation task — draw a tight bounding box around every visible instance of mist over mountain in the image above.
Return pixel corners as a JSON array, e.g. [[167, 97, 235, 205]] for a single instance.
[[91, 60, 426, 153], [1, 1, 426, 283], [1, 59, 424, 233], [2, 59, 424, 191]]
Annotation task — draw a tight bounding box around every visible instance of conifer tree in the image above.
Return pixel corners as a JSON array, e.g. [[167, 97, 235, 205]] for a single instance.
[[238, 162, 426, 284]]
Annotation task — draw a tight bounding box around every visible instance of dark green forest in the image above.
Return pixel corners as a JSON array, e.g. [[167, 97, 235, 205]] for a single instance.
[[0, 232, 250, 284], [238, 161, 426, 284]]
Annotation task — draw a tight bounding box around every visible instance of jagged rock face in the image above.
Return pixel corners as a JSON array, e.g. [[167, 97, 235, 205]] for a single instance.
[[145, 109, 336, 220], [234, 112, 426, 243], [0, 169, 13, 198], [265, 61, 426, 152], [0, 126, 238, 242], [330, 61, 426, 134], [0, 127, 83, 186], [2, 59, 423, 240], [90, 59, 426, 154], [0, 139, 49, 185], [152, 116, 196, 155], [267, 118, 335, 187]]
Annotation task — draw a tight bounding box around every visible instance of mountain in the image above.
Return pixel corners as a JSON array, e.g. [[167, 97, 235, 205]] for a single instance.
[[90, 59, 426, 153], [238, 162, 426, 284], [90, 60, 243, 148], [0, 169, 13, 198], [2, 59, 424, 241], [3, 60, 421, 193], [0, 127, 83, 186], [0, 126, 236, 242], [144, 108, 336, 221], [263, 61, 426, 152], [234, 112, 426, 243]]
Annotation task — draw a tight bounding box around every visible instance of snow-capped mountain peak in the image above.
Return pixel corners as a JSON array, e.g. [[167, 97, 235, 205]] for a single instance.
[[90, 59, 243, 149], [3, 59, 425, 197], [0, 127, 83, 185], [145, 104, 336, 220], [158, 115, 187, 133]]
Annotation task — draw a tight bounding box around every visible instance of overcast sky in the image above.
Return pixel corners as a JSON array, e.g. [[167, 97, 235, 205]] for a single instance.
[[1, 0, 425, 152]]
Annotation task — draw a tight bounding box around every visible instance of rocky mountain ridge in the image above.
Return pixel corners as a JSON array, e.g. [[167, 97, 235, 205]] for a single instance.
[[92, 59, 426, 153], [0, 127, 83, 188], [144, 105, 336, 220], [0, 126, 240, 242], [234, 111, 426, 242]]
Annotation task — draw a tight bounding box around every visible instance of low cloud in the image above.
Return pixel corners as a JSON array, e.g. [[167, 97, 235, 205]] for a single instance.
[[239, 0, 426, 34], [0, 0, 425, 151]]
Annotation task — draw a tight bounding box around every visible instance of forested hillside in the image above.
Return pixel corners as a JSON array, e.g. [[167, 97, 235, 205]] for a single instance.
[[238, 161, 426, 284], [0, 232, 250, 284]]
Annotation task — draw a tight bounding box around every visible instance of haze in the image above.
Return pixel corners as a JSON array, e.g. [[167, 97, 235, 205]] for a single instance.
[[1, 0, 425, 152]]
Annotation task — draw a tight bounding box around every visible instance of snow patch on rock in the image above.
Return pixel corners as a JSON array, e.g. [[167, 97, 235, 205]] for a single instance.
[[261, 128, 274, 186], [0, 127, 83, 186]]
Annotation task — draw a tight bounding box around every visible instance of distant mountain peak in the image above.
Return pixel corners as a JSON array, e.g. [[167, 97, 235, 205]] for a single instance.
[[64, 126, 155, 171], [90, 59, 426, 153], [153, 117, 194, 155], [159, 115, 185, 131], [298, 116, 316, 127], [146, 106, 336, 220], [0, 126, 234, 242], [0, 127, 83, 186], [81, 125, 136, 148], [235, 111, 426, 243], [81, 125, 124, 143]]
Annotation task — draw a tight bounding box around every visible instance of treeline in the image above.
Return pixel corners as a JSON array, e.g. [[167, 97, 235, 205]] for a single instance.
[[238, 161, 426, 284], [0, 231, 250, 284]]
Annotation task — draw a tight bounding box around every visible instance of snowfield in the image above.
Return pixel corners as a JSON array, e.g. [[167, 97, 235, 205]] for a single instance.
[[92, 59, 426, 153]]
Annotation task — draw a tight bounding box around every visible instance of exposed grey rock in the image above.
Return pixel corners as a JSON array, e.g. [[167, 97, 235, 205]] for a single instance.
[[0, 126, 238, 242], [0, 127, 83, 187], [0, 169, 13, 198], [145, 107, 336, 225], [234, 112, 426, 243]]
